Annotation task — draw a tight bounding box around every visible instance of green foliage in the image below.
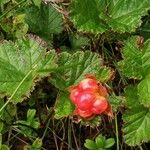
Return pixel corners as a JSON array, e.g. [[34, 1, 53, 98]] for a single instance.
[[118, 36, 150, 106], [54, 92, 75, 119], [70, 0, 108, 33], [70, 34, 90, 50], [0, 38, 57, 103], [25, 3, 63, 41], [0, 134, 9, 150], [123, 86, 150, 146], [109, 94, 124, 112], [15, 109, 40, 137], [70, 0, 150, 33], [24, 138, 42, 150], [0, 0, 29, 39], [51, 51, 111, 118], [32, 0, 42, 8], [84, 134, 115, 150], [0, 99, 16, 133], [0, 0, 150, 149], [51, 51, 110, 90]]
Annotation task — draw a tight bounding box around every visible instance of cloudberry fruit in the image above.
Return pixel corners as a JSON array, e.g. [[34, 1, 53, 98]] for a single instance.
[[78, 78, 98, 91], [75, 108, 93, 118], [69, 75, 112, 119], [75, 91, 95, 110], [92, 96, 108, 114], [70, 88, 81, 104]]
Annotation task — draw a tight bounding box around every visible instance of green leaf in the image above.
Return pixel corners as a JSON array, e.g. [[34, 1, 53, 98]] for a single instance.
[[32, 138, 42, 149], [84, 139, 98, 150], [118, 37, 143, 79], [95, 135, 105, 148], [70, 34, 90, 50], [104, 138, 115, 148], [25, 3, 63, 40], [0, 13, 28, 39], [0, 99, 16, 132], [118, 36, 150, 105], [0, 134, 9, 149], [70, 0, 150, 33], [51, 51, 103, 90], [70, 0, 109, 33], [0, 38, 57, 103], [27, 109, 36, 123], [96, 67, 113, 82], [123, 86, 150, 146], [1, 145, 9, 150], [16, 109, 40, 137], [138, 21, 150, 40], [109, 94, 124, 112], [24, 138, 42, 150], [0, 0, 10, 11], [124, 86, 140, 108], [138, 74, 150, 106], [81, 116, 101, 127], [123, 107, 150, 146], [104, 0, 150, 32], [32, 0, 42, 8], [54, 92, 74, 119]]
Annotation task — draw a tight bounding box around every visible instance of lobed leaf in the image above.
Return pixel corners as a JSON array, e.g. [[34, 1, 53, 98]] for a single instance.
[[51, 51, 104, 90], [123, 86, 150, 146], [25, 3, 63, 41], [118, 36, 150, 105], [0, 38, 57, 103], [105, 0, 150, 32], [70, 0, 150, 33], [70, 0, 109, 33]]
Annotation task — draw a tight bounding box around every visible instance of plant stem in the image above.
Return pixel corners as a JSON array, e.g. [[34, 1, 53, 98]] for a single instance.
[[115, 113, 119, 150], [139, 145, 143, 150], [42, 118, 51, 140], [68, 119, 72, 150]]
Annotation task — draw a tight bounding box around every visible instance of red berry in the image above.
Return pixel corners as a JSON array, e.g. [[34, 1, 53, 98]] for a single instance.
[[69, 75, 112, 119], [78, 78, 98, 91], [75, 91, 95, 110], [92, 96, 108, 114], [70, 88, 81, 104], [75, 108, 93, 118]]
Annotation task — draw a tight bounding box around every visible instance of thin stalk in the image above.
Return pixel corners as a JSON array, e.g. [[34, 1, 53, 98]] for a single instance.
[[115, 113, 119, 150], [52, 119, 59, 150], [71, 122, 79, 150], [68, 119, 72, 150], [41, 118, 51, 140], [139, 145, 143, 150]]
